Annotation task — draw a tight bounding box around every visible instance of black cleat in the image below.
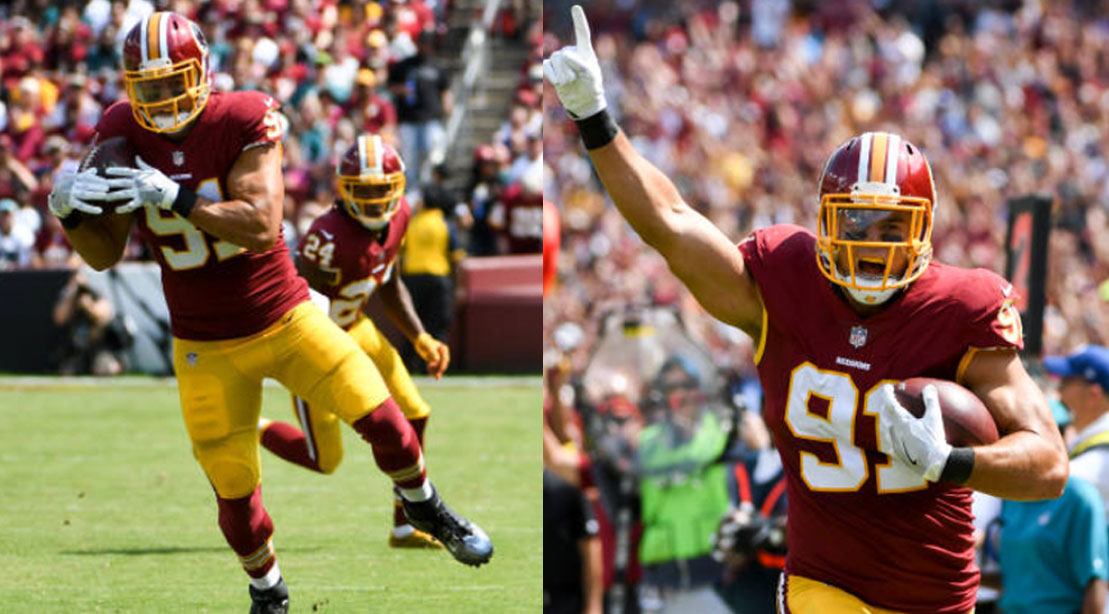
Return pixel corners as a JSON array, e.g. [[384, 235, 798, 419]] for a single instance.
[[396, 484, 494, 567], [249, 577, 289, 614]]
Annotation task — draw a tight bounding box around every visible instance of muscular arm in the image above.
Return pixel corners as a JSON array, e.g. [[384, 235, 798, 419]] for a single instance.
[[184, 143, 284, 253], [1082, 578, 1107, 614], [375, 267, 425, 343], [62, 212, 136, 271], [960, 349, 1068, 500], [587, 133, 763, 337]]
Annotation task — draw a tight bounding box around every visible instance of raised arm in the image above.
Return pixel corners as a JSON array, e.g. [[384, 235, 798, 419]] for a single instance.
[[587, 135, 762, 335], [544, 5, 762, 336], [959, 349, 1068, 500]]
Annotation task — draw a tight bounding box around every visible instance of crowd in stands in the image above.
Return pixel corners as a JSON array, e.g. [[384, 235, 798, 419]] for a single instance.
[[0, 0, 544, 277], [544, 0, 1109, 376]]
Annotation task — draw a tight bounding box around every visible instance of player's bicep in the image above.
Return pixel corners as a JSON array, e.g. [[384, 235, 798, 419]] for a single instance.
[[961, 349, 1055, 438], [662, 207, 762, 335], [227, 142, 284, 220]]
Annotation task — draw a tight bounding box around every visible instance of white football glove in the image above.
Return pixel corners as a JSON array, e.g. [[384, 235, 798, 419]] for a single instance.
[[877, 383, 952, 482], [48, 168, 110, 218], [542, 5, 607, 119], [105, 156, 181, 214]]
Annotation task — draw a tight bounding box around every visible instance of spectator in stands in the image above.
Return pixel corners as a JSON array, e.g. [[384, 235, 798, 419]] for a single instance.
[[490, 160, 543, 254], [353, 68, 398, 143], [1044, 346, 1109, 517], [400, 164, 465, 371], [0, 198, 34, 270], [466, 143, 507, 256], [32, 209, 78, 270], [0, 134, 39, 201], [51, 269, 129, 376], [388, 30, 451, 186]]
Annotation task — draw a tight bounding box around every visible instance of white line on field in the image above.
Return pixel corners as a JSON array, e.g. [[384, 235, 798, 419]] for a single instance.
[[0, 375, 540, 390]]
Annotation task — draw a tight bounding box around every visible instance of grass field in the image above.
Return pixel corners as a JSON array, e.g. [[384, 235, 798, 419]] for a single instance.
[[0, 376, 540, 613]]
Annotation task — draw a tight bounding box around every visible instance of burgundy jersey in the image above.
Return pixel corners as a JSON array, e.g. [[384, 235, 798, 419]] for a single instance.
[[738, 225, 1022, 614], [94, 90, 308, 340], [493, 183, 543, 254], [296, 199, 412, 330]]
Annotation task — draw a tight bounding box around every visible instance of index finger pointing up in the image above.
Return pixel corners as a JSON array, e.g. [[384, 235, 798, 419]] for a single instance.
[[571, 5, 592, 51]]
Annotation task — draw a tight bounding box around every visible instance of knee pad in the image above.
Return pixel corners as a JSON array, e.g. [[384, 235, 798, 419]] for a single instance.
[[193, 437, 260, 499]]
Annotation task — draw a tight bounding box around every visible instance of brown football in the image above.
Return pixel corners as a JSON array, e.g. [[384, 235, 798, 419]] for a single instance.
[[893, 378, 999, 446], [78, 136, 137, 212]]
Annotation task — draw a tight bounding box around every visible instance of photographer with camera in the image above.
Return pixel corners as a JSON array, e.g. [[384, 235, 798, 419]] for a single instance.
[[712, 401, 788, 614], [52, 268, 131, 375], [636, 355, 733, 614]]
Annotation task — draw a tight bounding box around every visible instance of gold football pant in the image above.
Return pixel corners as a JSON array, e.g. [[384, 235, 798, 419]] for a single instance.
[[281, 312, 432, 473], [778, 574, 974, 614], [174, 302, 391, 498]]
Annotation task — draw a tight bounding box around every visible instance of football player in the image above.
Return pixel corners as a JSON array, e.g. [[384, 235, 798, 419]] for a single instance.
[[545, 6, 1068, 614], [258, 133, 450, 550], [46, 12, 491, 614]]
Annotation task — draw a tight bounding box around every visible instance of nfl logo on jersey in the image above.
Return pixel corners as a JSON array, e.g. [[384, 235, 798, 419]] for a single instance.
[[849, 325, 868, 349]]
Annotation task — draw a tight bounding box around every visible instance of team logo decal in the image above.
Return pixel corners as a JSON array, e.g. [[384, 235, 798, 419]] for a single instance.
[[849, 325, 868, 349], [173, 151, 185, 166]]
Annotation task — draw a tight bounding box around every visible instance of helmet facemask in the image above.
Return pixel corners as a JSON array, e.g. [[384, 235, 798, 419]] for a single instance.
[[125, 59, 209, 133], [816, 182, 933, 305], [337, 172, 406, 230]]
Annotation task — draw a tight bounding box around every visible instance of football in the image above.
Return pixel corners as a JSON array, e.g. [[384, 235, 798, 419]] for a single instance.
[[78, 136, 137, 212], [893, 378, 999, 446]]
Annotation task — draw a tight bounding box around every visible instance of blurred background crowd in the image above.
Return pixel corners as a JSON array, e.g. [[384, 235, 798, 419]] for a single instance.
[[0, 0, 545, 275], [543, 1, 1109, 613]]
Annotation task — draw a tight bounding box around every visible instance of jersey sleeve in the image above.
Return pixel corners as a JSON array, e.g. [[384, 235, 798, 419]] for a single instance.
[[958, 269, 1025, 351], [295, 218, 341, 292], [737, 224, 814, 321], [228, 91, 284, 153]]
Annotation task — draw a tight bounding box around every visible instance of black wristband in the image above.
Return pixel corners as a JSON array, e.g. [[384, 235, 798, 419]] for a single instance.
[[939, 447, 975, 485], [61, 211, 83, 230], [574, 108, 620, 150], [172, 187, 198, 219]]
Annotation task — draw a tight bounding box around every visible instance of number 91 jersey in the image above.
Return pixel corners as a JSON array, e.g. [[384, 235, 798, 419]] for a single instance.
[[738, 224, 1022, 614], [93, 90, 307, 341], [296, 199, 412, 329]]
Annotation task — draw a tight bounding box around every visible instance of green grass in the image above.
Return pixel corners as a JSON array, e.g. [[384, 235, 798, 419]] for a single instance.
[[0, 377, 541, 613]]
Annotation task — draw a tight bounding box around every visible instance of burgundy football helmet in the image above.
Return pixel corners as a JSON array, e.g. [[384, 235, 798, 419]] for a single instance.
[[336, 134, 406, 230], [816, 132, 936, 305], [121, 12, 211, 134]]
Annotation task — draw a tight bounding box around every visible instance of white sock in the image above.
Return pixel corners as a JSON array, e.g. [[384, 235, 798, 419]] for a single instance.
[[399, 481, 434, 503], [392, 524, 414, 538], [250, 563, 282, 590]]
